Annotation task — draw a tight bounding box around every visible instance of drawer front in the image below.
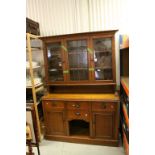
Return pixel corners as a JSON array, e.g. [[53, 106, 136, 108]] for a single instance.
[[92, 102, 116, 112], [43, 100, 64, 111], [66, 102, 90, 110], [67, 110, 90, 122]]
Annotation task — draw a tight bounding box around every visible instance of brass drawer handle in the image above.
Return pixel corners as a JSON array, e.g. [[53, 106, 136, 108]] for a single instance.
[[75, 112, 81, 116], [76, 104, 80, 108], [72, 104, 80, 108]]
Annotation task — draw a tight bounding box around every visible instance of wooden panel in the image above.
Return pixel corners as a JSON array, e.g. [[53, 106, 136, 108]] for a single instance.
[[66, 102, 90, 110], [120, 49, 129, 77], [93, 112, 114, 139], [67, 110, 90, 122], [43, 101, 64, 111], [92, 102, 116, 112], [45, 111, 65, 135], [49, 85, 115, 93]]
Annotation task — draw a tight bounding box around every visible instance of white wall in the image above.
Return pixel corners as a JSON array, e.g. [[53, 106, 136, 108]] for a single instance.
[[26, 0, 128, 85]]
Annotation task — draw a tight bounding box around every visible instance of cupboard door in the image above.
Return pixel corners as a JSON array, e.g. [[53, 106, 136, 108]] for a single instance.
[[46, 42, 65, 82], [44, 111, 65, 135], [66, 39, 89, 81], [92, 38, 113, 81], [92, 112, 114, 139]]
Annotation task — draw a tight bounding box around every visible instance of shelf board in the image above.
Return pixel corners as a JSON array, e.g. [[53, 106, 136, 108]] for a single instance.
[[26, 47, 42, 51], [26, 66, 41, 69], [26, 82, 43, 89], [94, 50, 111, 53], [70, 68, 88, 70], [121, 77, 129, 97], [26, 101, 40, 106], [95, 66, 112, 70]]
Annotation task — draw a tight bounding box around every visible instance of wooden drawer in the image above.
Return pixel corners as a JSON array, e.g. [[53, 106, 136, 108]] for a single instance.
[[67, 110, 90, 122], [92, 102, 116, 112], [43, 100, 64, 111], [66, 102, 90, 110]]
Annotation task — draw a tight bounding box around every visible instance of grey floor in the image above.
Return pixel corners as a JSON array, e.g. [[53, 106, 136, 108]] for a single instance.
[[30, 139, 125, 155]]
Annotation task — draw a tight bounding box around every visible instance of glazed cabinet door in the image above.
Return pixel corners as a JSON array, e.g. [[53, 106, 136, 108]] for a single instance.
[[92, 112, 114, 139], [90, 35, 115, 82], [65, 38, 91, 81], [45, 41, 66, 82], [44, 111, 65, 135]]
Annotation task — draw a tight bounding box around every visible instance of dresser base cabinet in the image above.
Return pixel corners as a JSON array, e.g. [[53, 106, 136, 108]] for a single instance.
[[42, 94, 120, 146]]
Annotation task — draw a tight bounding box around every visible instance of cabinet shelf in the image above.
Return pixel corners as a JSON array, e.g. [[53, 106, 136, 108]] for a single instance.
[[94, 50, 111, 53], [26, 101, 41, 106], [26, 66, 41, 70], [121, 77, 129, 97], [26, 82, 43, 89], [26, 47, 42, 51], [95, 67, 112, 70], [49, 69, 63, 72], [68, 46, 87, 51], [70, 68, 88, 70]]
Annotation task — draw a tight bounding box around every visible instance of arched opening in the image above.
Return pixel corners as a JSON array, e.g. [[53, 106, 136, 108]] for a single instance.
[[69, 120, 90, 136]]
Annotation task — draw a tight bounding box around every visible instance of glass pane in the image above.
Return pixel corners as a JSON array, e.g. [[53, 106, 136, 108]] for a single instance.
[[47, 42, 64, 81], [93, 38, 112, 80], [67, 40, 88, 81]]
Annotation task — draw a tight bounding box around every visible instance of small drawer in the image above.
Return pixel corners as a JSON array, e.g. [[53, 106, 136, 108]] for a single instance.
[[92, 102, 116, 112], [43, 100, 64, 110], [66, 102, 90, 110], [67, 110, 90, 122]]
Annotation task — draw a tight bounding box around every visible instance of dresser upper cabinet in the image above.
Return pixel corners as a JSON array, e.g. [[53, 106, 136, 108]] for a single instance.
[[41, 30, 117, 85]]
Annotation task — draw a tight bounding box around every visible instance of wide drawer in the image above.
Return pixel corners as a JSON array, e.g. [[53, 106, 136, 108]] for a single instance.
[[43, 100, 64, 110], [67, 110, 90, 122], [66, 102, 90, 110], [92, 102, 116, 112]]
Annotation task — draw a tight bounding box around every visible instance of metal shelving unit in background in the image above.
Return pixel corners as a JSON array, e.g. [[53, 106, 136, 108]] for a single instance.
[[26, 33, 44, 142]]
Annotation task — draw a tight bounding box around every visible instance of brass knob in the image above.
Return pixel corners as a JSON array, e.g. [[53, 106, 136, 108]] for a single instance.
[[76, 104, 80, 108], [75, 112, 81, 116]]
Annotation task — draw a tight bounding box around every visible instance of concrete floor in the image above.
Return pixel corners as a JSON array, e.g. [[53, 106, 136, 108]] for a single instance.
[[30, 139, 125, 155]]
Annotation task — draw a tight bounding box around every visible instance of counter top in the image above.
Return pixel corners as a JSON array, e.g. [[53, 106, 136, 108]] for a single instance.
[[42, 93, 120, 102]]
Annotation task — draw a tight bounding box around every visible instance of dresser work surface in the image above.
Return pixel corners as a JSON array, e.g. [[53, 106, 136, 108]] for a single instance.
[[42, 93, 119, 101]]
